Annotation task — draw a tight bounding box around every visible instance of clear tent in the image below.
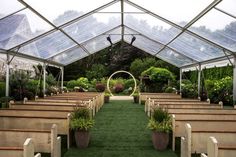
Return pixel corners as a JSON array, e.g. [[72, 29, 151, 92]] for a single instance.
[[0, 0, 235, 69], [0, 0, 236, 101]]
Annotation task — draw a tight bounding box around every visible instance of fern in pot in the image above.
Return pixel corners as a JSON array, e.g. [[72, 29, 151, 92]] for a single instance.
[[70, 107, 94, 148], [147, 107, 172, 150]]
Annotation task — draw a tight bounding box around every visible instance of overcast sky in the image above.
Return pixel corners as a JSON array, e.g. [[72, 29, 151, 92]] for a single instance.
[[0, 0, 235, 32]]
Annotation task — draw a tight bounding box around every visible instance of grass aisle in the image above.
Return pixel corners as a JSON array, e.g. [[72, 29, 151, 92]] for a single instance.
[[64, 100, 177, 157]]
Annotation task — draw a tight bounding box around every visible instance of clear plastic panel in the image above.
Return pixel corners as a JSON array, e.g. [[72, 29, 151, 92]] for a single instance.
[[129, 0, 214, 26], [98, 2, 121, 13], [63, 12, 121, 43], [19, 30, 76, 59], [24, 0, 115, 26], [51, 46, 88, 65], [124, 13, 181, 44], [189, 9, 236, 52], [169, 32, 225, 62], [124, 28, 164, 55], [158, 48, 196, 67], [216, 0, 236, 16], [0, 9, 53, 50], [124, 1, 143, 13], [0, 0, 25, 19], [83, 28, 121, 54]]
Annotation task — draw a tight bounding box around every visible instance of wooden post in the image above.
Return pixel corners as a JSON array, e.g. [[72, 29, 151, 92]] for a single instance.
[[181, 137, 186, 157], [172, 114, 176, 151], [208, 137, 218, 157], [23, 138, 34, 157], [51, 124, 58, 157], [185, 123, 192, 157], [57, 137, 61, 157]]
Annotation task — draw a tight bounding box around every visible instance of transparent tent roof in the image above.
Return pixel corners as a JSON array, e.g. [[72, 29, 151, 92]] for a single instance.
[[0, 0, 235, 69]]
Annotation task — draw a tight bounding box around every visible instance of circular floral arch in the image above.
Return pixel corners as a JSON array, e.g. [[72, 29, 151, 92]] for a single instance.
[[107, 70, 137, 96]]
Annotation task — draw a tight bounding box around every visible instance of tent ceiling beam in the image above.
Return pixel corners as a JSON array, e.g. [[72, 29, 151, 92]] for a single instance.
[[0, 49, 64, 67], [125, 0, 234, 54], [0, 7, 27, 21], [181, 54, 234, 69], [18, 0, 91, 55], [46, 25, 122, 60], [124, 25, 199, 63], [9, 0, 119, 51]]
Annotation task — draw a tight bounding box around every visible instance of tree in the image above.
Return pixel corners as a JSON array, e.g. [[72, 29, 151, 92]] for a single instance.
[[86, 64, 107, 80]]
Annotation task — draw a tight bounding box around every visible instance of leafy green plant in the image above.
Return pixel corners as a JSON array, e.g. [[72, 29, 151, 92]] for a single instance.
[[86, 64, 107, 80], [70, 107, 94, 131], [71, 107, 90, 119], [141, 67, 174, 83], [70, 118, 94, 131], [77, 77, 90, 89], [205, 76, 233, 105], [147, 108, 172, 133]]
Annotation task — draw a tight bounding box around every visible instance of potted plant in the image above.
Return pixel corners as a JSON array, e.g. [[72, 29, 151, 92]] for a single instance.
[[132, 92, 139, 103], [104, 92, 111, 103], [147, 107, 172, 150], [70, 107, 94, 148]]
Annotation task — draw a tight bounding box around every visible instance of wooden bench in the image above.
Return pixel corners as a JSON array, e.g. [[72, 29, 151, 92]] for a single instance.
[[10, 102, 95, 118], [172, 115, 236, 151], [0, 124, 60, 157], [182, 123, 236, 157], [0, 109, 70, 118], [167, 108, 236, 115], [201, 136, 236, 157], [139, 92, 181, 104], [0, 138, 41, 157], [147, 103, 222, 117]]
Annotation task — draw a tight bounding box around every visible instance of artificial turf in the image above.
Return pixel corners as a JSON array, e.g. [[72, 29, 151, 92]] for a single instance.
[[64, 100, 178, 157]]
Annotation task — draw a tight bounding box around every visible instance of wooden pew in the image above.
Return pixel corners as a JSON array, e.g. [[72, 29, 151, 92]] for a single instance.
[[182, 123, 236, 157], [139, 92, 181, 104], [0, 124, 59, 157], [9, 102, 95, 118], [147, 103, 222, 117], [167, 108, 236, 115], [172, 115, 236, 151], [0, 114, 70, 149], [0, 109, 70, 118], [0, 138, 41, 157], [201, 136, 236, 157]]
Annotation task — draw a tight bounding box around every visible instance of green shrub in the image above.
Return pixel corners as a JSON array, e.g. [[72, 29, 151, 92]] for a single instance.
[[86, 64, 107, 80], [67, 80, 79, 89], [124, 79, 135, 89], [0, 82, 5, 97], [164, 87, 176, 93], [46, 74, 57, 86], [205, 76, 233, 105], [26, 80, 39, 94], [88, 87, 97, 92], [141, 67, 174, 83], [77, 77, 90, 89], [181, 82, 198, 98]]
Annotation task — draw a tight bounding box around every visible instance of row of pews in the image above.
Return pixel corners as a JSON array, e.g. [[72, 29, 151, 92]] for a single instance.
[[0, 92, 104, 157], [141, 92, 236, 157]]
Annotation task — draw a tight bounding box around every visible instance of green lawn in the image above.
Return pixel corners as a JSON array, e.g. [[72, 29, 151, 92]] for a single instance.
[[64, 100, 178, 157]]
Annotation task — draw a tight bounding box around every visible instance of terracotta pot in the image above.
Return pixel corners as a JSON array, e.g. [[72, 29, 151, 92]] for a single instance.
[[74, 130, 90, 148], [133, 96, 139, 103], [104, 96, 110, 103], [152, 131, 169, 150]]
